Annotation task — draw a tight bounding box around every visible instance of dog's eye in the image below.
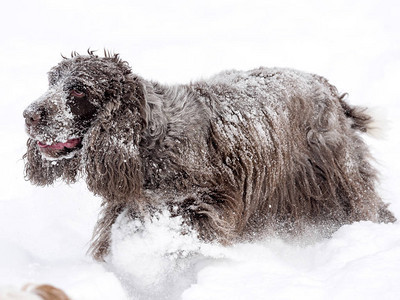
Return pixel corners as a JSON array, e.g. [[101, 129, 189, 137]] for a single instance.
[[71, 89, 86, 98]]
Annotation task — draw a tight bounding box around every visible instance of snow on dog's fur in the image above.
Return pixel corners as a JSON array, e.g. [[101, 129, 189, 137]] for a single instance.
[[23, 51, 396, 261]]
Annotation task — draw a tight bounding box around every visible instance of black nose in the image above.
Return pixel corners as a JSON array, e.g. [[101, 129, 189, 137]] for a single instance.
[[23, 108, 43, 127]]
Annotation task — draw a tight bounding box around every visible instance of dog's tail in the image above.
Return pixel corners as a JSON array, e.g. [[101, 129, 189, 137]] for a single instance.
[[339, 94, 386, 138]]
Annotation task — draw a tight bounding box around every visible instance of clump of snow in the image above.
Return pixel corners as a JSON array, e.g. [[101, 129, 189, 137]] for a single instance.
[[107, 210, 226, 300]]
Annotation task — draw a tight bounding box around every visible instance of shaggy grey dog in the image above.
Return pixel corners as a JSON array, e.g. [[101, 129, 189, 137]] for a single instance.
[[23, 51, 396, 261]]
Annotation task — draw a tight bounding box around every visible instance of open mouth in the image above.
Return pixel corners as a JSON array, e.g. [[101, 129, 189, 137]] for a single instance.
[[37, 138, 82, 150], [37, 138, 82, 159]]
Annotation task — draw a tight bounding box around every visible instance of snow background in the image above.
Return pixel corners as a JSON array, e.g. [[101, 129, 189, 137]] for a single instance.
[[0, 0, 399, 299]]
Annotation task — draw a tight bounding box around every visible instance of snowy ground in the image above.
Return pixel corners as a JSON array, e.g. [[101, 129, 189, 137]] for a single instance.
[[0, 0, 399, 299]]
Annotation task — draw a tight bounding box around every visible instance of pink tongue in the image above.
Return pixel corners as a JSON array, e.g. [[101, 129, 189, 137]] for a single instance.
[[37, 138, 81, 150]]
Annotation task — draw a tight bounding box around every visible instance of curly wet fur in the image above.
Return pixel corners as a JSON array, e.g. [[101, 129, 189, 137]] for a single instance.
[[24, 51, 396, 261]]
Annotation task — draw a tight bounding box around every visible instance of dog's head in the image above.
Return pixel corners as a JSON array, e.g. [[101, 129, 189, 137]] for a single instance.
[[23, 52, 147, 198], [24, 52, 141, 160]]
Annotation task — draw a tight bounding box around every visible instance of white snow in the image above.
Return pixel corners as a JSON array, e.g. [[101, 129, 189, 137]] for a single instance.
[[1, 0, 399, 299]]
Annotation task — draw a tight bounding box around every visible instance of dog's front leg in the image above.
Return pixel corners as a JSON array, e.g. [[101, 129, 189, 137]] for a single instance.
[[174, 190, 243, 244]]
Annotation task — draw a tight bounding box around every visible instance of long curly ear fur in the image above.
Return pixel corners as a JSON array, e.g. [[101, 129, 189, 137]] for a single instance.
[[24, 139, 79, 185], [83, 74, 147, 204], [83, 73, 148, 260]]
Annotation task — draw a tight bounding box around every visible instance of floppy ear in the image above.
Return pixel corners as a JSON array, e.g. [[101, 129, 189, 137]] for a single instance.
[[23, 138, 79, 185], [83, 75, 147, 204]]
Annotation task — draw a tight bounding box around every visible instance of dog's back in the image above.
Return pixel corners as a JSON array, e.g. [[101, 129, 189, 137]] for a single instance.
[[143, 67, 396, 239]]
